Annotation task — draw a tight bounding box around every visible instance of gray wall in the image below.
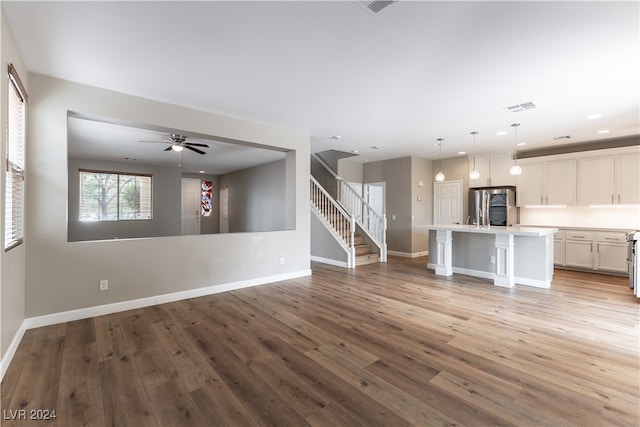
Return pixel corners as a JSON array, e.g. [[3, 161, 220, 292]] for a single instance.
[[411, 157, 432, 254], [25, 73, 310, 318], [68, 158, 181, 241], [310, 212, 349, 265], [219, 159, 288, 233], [364, 157, 413, 254]]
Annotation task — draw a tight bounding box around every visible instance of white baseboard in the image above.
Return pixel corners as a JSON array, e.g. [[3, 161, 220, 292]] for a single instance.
[[388, 250, 429, 258], [24, 269, 311, 330], [0, 320, 27, 382], [426, 264, 551, 288], [310, 256, 349, 268]]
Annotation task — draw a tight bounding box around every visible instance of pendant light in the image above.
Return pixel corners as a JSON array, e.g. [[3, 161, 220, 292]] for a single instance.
[[509, 123, 522, 176], [469, 131, 480, 180], [435, 138, 445, 182]]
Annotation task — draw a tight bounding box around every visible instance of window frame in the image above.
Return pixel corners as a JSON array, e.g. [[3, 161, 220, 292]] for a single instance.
[[78, 169, 153, 222], [5, 64, 27, 251]]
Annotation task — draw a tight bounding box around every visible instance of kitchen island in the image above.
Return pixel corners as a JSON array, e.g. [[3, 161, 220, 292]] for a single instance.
[[421, 225, 558, 288]]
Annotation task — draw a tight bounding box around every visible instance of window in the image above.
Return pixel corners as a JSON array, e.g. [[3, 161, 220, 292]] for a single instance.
[[79, 170, 152, 221], [5, 64, 27, 250]]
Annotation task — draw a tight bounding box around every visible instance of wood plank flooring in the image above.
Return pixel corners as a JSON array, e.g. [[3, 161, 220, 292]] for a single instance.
[[2, 257, 638, 426]]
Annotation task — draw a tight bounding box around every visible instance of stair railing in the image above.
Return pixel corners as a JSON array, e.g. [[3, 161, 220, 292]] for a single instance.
[[310, 176, 357, 268], [311, 153, 387, 262]]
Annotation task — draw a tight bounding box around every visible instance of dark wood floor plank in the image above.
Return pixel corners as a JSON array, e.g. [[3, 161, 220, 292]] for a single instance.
[[1, 257, 638, 427]]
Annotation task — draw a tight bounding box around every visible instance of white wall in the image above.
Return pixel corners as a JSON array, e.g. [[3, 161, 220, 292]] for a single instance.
[[1, 12, 28, 370], [25, 73, 310, 318]]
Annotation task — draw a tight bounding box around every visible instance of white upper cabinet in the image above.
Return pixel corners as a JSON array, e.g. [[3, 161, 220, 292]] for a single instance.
[[516, 162, 544, 206], [490, 153, 518, 187], [468, 153, 517, 188], [518, 147, 638, 207], [517, 159, 576, 206], [545, 159, 576, 205], [616, 151, 640, 204], [578, 156, 615, 205], [577, 151, 639, 205]]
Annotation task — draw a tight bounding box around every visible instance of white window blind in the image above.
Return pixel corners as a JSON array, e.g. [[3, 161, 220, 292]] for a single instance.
[[5, 64, 27, 250]]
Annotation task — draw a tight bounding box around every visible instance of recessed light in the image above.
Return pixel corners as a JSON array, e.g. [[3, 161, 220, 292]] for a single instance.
[[517, 142, 527, 146], [124, 157, 137, 161], [351, 150, 359, 154], [587, 114, 602, 119], [458, 151, 466, 155], [497, 131, 508, 136], [597, 129, 610, 134], [199, 170, 205, 174], [371, 146, 380, 150], [330, 135, 342, 140]]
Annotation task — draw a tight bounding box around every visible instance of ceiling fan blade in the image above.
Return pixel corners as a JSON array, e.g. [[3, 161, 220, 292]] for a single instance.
[[164, 146, 173, 151], [185, 145, 206, 155], [140, 140, 171, 144], [185, 142, 210, 148]]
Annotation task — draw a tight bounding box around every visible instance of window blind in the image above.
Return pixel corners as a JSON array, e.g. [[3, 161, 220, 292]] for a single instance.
[[5, 65, 26, 250]]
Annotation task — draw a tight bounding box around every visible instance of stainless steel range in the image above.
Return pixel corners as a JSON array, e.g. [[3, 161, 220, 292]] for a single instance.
[[627, 231, 640, 298]]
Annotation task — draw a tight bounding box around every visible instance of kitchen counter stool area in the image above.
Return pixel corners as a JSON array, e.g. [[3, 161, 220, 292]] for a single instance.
[[422, 225, 558, 288]]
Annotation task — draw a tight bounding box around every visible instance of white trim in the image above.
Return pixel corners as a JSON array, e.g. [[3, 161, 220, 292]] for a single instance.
[[24, 270, 311, 330], [514, 276, 551, 289], [0, 320, 27, 382], [310, 255, 349, 268], [388, 250, 429, 258]]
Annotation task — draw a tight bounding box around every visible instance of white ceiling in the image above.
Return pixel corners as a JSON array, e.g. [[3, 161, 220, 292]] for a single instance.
[[3, 1, 639, 164]]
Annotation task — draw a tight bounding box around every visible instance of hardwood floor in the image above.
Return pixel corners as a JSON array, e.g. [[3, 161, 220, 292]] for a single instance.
[[2, 257, 638, 426]]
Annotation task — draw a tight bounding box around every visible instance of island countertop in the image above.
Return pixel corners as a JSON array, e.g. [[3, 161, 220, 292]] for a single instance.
[[418, 224, 558, 237]]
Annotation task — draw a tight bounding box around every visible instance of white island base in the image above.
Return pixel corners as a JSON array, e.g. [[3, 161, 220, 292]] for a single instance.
[[423, 225, 558, 288]]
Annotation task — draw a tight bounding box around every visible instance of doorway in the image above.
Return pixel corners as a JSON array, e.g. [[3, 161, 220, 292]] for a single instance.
[[219, 188, 229, 233], [433, 180, 462, 225], [181, 178, 200, 235]]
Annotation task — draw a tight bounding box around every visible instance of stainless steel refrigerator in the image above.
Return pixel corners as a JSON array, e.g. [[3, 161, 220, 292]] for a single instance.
[[468, 186, 518, 226]]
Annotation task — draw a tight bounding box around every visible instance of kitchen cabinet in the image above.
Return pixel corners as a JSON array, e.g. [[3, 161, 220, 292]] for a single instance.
[[554, 231, 565, 265], [468, 153, 516, 188], [560, 229, 628, 274], [617, 151, 640, 204], [516, 159, 575, 206], [564, 231, 594, 269], [578, 156, 614, 205], [577, 152, 639, 205], [595, 232, 628, 273]]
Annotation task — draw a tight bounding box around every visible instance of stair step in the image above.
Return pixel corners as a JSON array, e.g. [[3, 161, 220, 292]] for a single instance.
[[354, 244, 372, 256], [356, 253, 379, 266]]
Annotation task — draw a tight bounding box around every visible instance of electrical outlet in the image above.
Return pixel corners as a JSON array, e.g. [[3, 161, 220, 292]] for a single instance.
[[99, 279, 109, 291], [489, 256, 496, 264]]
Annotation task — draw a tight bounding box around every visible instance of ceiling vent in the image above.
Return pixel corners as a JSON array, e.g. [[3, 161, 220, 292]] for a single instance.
[[360, 0, 397, 14], [505, 102, 536, 113]]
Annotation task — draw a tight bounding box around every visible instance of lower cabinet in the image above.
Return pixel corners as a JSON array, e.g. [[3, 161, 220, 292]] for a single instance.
[[558, 229, 628, 275]]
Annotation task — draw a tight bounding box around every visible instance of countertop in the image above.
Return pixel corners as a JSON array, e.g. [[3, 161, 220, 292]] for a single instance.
[[418, 224, 558, 237]]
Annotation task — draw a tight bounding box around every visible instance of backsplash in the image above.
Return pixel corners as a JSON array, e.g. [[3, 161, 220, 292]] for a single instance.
[[519, 206, 640, 230]]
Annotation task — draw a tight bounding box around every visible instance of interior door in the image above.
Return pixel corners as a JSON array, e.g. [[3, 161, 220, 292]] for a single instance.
[[181, 178, 200, 235], [434, 180, 462, 225], [364, 182, 385, 228], [219, 188, 229, 233]]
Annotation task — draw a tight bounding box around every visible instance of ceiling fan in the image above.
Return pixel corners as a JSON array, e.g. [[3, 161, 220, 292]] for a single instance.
[[143, 133, 209, 155]]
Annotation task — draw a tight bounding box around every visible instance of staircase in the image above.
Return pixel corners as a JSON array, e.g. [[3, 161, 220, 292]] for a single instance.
[[310, 153, 387, 268], [315, 200, 380, 266]]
